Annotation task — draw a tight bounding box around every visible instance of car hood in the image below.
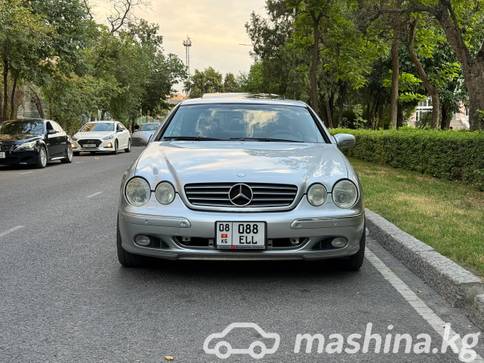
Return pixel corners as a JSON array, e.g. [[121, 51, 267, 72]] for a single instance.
[[134, 141, 349, 190], [74, 131, 114, 139], [0, 134, 41, 143]]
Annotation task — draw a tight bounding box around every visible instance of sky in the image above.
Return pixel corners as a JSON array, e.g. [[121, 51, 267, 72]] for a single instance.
[[91, 0, 266, 78]]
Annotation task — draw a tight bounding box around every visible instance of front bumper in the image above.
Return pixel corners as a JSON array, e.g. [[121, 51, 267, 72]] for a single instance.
[[72, 139, 115, 153], [118, 195, 365, 261], [0, 150, 38, 165]]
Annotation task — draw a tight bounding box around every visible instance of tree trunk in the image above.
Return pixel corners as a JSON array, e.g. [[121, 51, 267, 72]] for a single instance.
[[324, 96, 334, 128], [29, 86, 44, 119], [434, 1, 483, 130], [408, 20, 441, 128], [465, 64, 484, 130], [9, 72, 18, 120], [389, 15, 400, 129], [309, 16, 321, 116], [441, 102, 453, 129], [2, 59, 9, 122]]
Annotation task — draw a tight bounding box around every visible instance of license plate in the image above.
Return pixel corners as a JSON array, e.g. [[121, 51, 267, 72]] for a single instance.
[[216, 222, 266, 250], [0, 151, 5, 159], [84, 144, 96, 148]]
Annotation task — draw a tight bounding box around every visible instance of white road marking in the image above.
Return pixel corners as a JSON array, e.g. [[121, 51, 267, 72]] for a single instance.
[[86, 191, 103, 199], [18, 171, 33, 175], [0, 225, 25, 238], [366, 247, 483, 362]]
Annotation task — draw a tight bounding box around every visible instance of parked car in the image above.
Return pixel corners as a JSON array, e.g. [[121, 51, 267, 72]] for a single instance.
[[0, 118, 73, 168], [71, 121, 131, 155], [131, 122, 161, 146], [117, 97, 364, 270]]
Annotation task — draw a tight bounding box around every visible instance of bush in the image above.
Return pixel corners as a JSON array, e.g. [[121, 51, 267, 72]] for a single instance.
[[330, 128, 484, 190]]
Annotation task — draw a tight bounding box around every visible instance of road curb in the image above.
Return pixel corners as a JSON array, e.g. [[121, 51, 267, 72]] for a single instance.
[[365, 209, 484, 330]]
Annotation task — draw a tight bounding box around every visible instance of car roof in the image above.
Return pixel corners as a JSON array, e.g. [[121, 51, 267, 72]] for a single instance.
[[180, 97, 307, 107], [87, 120, 116, 123]]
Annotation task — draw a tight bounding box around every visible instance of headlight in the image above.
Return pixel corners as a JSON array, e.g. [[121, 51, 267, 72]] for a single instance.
[[14, 141, 37, 152], [72, 136, 78, 141], [155, 181, 175, 205], [307, 183, 327, 206], [103, 134, 114, 140], [332, 180, 358, 208], [125, 177, 151, 207]]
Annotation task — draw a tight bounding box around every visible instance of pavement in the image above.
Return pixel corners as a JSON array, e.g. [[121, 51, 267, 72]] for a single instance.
[[0, 147, 482, 363]]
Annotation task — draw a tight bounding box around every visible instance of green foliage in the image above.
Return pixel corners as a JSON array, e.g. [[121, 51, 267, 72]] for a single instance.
[[0, 1, 186, 129], [331, 128, 484, 189], [223, 73, 240, 92], [186, 67, 223, 98]]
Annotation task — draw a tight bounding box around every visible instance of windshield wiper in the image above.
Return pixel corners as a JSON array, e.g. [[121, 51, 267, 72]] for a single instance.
[[162, 136, 225, 141], [228, 137, 303, 143]]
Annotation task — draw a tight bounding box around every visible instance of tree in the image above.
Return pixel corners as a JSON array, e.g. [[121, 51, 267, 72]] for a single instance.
[[407, 18, 441, 128], [426, 0, 484, 130], [0, 0, 49, 120], [373, 0, 484, 129], [186, 67, 223, 98], [223, 73, 240, 92]]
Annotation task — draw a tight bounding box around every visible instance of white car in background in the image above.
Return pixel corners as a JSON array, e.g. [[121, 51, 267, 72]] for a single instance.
[[131, 122, 161, 146], [72, 121, 131, 155]]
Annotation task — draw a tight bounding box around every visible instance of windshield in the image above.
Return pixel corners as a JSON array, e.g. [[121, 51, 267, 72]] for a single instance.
[[161, 104, 325, 143], [139, 123, 159, 131], [80, 122, 115, 132], [0, 120, 44, 136]]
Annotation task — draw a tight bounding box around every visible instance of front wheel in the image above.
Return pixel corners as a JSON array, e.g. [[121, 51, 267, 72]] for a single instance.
[[112, 140, 119, 155], [61, 144, 73, 163], [124, 139, 131, 153], [340, 229, 365, 271], [35, 146, 48, 168]]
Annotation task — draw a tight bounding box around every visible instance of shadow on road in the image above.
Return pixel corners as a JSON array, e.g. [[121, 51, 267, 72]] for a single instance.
[[116, 257, 360, 283]]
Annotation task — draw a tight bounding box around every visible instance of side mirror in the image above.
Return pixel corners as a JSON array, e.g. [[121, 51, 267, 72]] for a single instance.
[[47, 129, 58, 135], [334, 133, 356, 150]]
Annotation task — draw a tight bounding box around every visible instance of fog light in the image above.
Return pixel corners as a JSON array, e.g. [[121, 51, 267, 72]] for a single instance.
[[135, 235, 151, 246], [106, 142, 113, 148], [290, 238, 300, 246], [181, 236, 191, 243], [331, 237, 348, 248]]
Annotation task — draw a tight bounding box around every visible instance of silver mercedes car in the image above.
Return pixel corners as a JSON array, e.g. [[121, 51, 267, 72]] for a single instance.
[[117, 97, 365, 270]]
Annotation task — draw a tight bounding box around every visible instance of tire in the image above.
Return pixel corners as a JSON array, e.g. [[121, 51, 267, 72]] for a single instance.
[[61, 144, 73, 163], [35, 146, 48, 168], [113, 140, 119, 155], [340, 229, 366, 271], [124, 139, 131, 153], [117, 216, 145, 268]]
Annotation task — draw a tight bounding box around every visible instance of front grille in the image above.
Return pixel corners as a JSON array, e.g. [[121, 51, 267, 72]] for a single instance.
[[78, 139, 101, 147], [0, 143, 14, 152], [184, 182, 298, 208]]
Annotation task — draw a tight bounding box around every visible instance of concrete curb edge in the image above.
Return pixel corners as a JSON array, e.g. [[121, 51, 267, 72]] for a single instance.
[[365, 208, 484, 330]]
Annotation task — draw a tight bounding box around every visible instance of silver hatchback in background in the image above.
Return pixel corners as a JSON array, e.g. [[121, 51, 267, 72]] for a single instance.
[[131, 122, 161, 146], [117, 97, 365, 270]]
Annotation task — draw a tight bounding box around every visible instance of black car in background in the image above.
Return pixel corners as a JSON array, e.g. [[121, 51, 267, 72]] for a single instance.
[[0, 119, 73, 168]]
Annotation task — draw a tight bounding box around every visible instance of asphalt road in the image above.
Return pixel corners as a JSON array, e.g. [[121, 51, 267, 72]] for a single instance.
[[0, 148, 482, 363]]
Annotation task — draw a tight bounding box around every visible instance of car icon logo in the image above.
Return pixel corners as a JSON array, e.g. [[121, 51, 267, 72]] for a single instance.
[[203, 322, 280, 360]]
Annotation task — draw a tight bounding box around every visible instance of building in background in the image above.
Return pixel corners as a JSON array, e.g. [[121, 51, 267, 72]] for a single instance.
[[407, 97, 469, 129]]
